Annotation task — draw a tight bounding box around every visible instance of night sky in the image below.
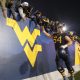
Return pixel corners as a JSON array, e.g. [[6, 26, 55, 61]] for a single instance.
[[24, 0, 80, 34]]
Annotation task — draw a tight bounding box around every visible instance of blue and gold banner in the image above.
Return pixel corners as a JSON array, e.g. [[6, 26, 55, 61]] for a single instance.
[[0, 8, 80, 80]]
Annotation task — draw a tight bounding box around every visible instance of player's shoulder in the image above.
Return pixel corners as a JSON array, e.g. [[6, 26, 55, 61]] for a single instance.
[[62, 32, 69, 37]]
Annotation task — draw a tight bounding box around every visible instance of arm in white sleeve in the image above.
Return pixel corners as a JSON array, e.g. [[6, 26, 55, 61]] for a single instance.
[[18, 7, 26, 20]]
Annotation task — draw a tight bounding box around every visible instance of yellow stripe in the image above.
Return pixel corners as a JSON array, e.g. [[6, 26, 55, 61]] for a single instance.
[[75, 42, 80, 65]]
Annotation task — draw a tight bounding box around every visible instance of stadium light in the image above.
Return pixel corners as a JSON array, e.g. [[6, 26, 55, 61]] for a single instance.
[[63, 25, 68, 31]]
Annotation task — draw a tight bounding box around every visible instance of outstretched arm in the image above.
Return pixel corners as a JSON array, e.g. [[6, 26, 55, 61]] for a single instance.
[[0, 0, 7, 18], [43, 27, 52, 38]]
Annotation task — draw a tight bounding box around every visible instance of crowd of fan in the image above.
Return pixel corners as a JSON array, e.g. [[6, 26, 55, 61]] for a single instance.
[[0, 0, 80, 43]]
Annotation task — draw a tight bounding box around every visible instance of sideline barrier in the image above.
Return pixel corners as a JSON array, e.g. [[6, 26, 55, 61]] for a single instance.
[[0, 9, 80, 80]]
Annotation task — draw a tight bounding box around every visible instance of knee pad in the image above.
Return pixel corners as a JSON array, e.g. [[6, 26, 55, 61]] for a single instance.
[[57, 67, 65, 73], [69, 68, 74, 75]]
